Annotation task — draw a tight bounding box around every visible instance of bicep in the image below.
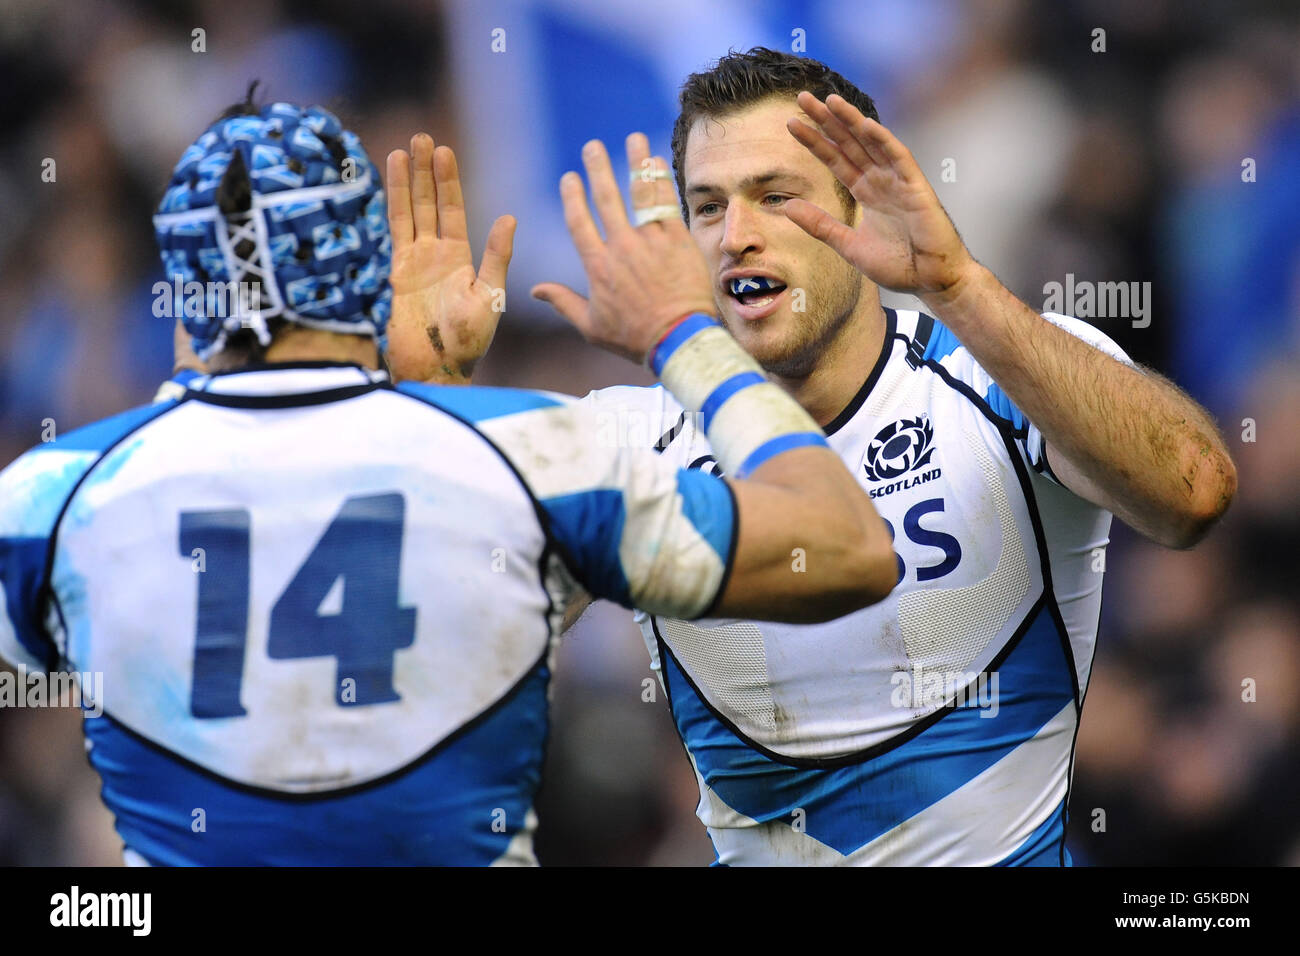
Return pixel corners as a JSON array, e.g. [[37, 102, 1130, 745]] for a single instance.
[[1007, 312, 1139, 506], [1044, 441, 1109, 507], [710, 478, 821, 620]]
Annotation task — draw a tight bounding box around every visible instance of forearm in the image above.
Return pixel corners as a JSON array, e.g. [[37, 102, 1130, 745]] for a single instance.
[[652, 314, 897, 618], [922, 264, 1236, 546], [725, 447, 897, 621]]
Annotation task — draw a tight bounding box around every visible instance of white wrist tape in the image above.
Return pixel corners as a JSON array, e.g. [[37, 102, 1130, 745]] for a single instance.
[[649, 314, 828, 477]]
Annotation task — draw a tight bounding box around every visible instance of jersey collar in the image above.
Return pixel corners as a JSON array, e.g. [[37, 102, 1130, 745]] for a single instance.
[[184, 362, 391, 407], [823, 307, 897, 436]]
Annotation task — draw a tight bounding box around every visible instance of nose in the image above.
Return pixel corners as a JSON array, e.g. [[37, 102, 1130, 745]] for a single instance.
[[720, 200, 764, 261]]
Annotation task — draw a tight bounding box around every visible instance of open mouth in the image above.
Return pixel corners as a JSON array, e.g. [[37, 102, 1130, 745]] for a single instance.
[[727, 275, 788, 310]]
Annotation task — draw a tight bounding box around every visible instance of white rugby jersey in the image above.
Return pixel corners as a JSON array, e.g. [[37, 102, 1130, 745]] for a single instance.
[[0, 363, 736, 865], [583, 309, 1131, 866]]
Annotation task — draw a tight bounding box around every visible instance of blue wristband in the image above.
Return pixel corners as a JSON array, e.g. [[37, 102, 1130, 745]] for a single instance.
[[734, 432, 830, 478], [700, 371, 766, 432], [648, 313, 719, 376]]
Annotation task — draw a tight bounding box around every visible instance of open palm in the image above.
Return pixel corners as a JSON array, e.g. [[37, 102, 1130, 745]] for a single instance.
[[784, 92, 975, 298], [385, 134, 515, 383]]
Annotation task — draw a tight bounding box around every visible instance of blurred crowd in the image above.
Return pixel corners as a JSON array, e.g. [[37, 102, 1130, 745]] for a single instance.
[[0, 0, 1295, 865]]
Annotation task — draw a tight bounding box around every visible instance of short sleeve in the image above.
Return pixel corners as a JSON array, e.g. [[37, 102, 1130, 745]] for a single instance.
[[0, 401, 180, 672], [0, 448, 92, 671], [476, 397, 738, 619]]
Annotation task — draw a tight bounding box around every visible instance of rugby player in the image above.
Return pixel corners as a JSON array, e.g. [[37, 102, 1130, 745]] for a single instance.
[[394, 49, 1237, 865], [0, 95, 898, 865]]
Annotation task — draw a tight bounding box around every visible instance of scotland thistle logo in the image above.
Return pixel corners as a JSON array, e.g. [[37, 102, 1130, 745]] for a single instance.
[[864, 415, 936, 482]]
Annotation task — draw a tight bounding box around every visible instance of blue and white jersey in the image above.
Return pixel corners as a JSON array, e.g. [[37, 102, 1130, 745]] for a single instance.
[[583, 309, 1131, 866], [0, 363, 735, 866]]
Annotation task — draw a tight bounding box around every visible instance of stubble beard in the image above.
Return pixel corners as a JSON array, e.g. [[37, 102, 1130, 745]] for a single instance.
[[729, 260, 864, 381]]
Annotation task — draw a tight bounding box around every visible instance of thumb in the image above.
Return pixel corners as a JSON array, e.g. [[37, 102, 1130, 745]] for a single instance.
[[531, 282, 591, 332], [477, 214, 516, 292], [784, 198, 859, 263]]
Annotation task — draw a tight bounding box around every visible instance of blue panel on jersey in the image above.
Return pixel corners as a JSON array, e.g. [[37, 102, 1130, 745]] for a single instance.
[[43, 401, 178, 453], [0, 537, 58, 669], [665, 601, 1075, 857], [920, 317, 1029, 434], [0, 452, 93, 541], [673, 470, 734, 565], [396, 382, 562, 424], [984, 382, 1029, 433], [538, 489, 631, 607], [922, 317, 964, 363], [995, 797, 1068, 867], [919, 317, 1031, 434], [84, 660, 551, 865]]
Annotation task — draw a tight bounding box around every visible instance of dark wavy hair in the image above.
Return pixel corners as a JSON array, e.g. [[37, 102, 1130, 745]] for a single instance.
[[670, 47, 880, 222]]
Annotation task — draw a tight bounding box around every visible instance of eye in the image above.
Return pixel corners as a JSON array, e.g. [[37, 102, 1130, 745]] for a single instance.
[[695, 201, 721, 218], [762, 193, 789, 207]]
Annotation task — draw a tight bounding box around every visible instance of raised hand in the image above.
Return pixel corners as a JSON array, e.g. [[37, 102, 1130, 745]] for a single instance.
[[784, 92, 977, 301], [384, 134, 516, 383], [531, 134, 716, 365]]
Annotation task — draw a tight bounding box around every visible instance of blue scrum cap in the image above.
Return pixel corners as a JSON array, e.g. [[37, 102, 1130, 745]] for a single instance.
[[153, 102, 392, 359]]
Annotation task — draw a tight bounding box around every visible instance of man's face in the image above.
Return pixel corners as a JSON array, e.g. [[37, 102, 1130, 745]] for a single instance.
[[682, 96, 864, 378]]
